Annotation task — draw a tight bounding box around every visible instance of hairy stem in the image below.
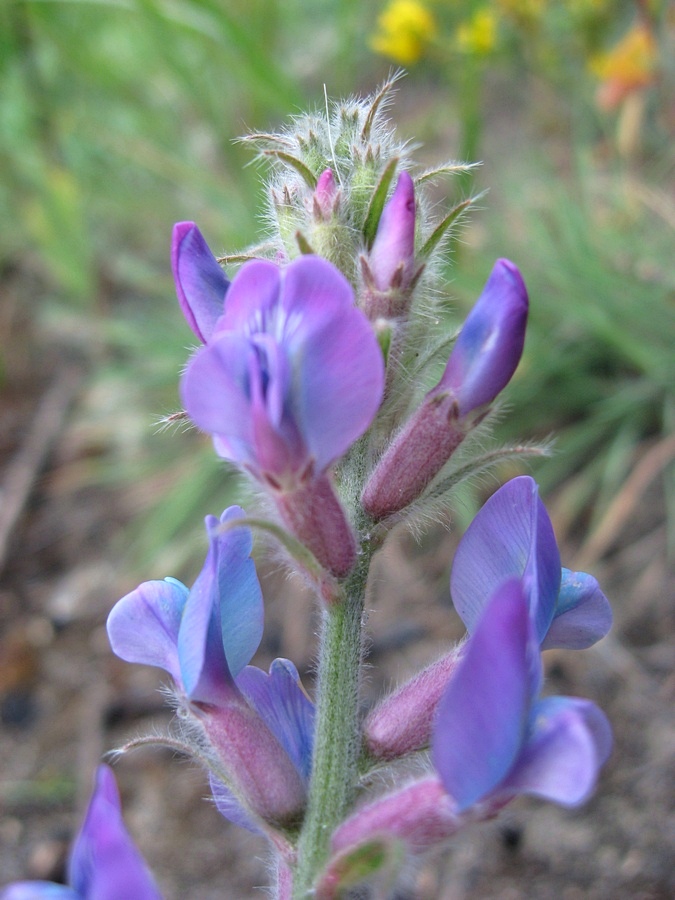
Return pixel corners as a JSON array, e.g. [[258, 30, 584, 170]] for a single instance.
[[292, 546, 371, 897]]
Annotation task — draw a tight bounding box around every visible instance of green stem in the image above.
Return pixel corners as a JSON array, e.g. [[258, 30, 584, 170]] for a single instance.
[[292, 549, 371, 897]]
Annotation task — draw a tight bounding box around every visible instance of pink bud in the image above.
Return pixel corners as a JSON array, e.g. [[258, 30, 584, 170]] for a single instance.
[[331, 776, 461, 856], [364, 647, 464, 760], [200, 695, 306, 828], [368, 171, 416, 293], [313, 168, 339, 220]]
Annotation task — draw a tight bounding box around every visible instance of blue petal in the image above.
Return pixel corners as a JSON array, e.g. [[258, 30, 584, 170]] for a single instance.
[[172, 222, 229, 342], [69, 766, 162, 900], [432, 580, 535, 812], [451, 476, 561, 643], [498, 696, 613, 806], [178, 507, 263, 703], [542, 569, 613, 650], [208, 773, 263, 835], [0, 887, 79, 900], [236, 659, 315, 781], [107, 578, 189, 689]]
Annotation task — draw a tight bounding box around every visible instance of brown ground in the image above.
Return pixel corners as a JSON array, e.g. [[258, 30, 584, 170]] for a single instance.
[[1, 272, 673, 898]]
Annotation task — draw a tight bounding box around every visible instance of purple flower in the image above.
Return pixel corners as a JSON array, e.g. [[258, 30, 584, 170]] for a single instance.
[[362, 259, 528, 520], [180, 254, 385, 576], [1, 766, 162, 900], [172, 221, 230, 343], [432, 578, 612, 812], [107, 507, 313, 829], [451, 475, 612, 650], [181, 255, 384, 489]]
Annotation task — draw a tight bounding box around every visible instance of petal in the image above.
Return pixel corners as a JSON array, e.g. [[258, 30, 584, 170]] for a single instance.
[[180, 332, 256, 465], [450, 476, 561, 643], [281, 257, 385, 469], [432, 580, 535, 812], [236, 658, 315, 781], [208, 772, 263, 835], [440, 258, 528, 416], [368, 170, 416, 291], [107, 578, 189, 689], [0, 887, 79, 899], [171, 222, 229, 342], [542, 569, 613, 650], [69, 766, 162, 900], [178, 507, 262, 702], [498, 697, 613, 806], [215, 258, 282, 334]]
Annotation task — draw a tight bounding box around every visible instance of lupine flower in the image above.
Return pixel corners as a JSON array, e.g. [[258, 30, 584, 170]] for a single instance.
[[172, 221, 230, 343], [362, 259, 528, 519], [363, 171, 417, 317], [451, 475, 612, 650], [313, 169, 339, 221], [0, 765, 162, 900], [181, 255, 385, 576], [107, 507, 313, 830], [432, 578, 612, 811], [364, 475, 611, 760], [334, 580, 611, 861]]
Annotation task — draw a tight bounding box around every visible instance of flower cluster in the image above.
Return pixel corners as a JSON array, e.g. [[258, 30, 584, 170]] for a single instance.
[[2, 81, 613, 898]]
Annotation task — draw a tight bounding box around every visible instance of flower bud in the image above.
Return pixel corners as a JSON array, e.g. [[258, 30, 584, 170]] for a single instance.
[[362, 171, 418, 319], [363, 647, 464, 760], [199, 694, 307, 828], [331, 776, 461, 857], [362, 259, 528, 520]]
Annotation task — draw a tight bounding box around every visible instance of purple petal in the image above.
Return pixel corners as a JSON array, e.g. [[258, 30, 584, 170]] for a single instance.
[[432, 580, 535, 812], [542, 569, 613, 650], [213, 258, 282, 335], [498, 697, 612, 806], [440, 259, 528, 416], [236, 658, 315, 781], [368, 171, 416, 291], [171, 222, 230, 343], [208, 772, 263, 834], [282, 257, 384, 470], [181, 332, 258, 465], [107, 578, 188, 689], [69, 766, 162, 900], [0, 887, 78, 899], [451, 477, 561, 643], [178, 507, 262, 703]]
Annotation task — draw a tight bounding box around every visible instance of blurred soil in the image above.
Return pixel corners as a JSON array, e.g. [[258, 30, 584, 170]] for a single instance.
[[1, 271, 673, 899]]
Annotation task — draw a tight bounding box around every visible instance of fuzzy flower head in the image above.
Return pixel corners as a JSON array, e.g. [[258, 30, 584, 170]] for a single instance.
[[1, 766, 162, 900], [181, 255, 385, 492]]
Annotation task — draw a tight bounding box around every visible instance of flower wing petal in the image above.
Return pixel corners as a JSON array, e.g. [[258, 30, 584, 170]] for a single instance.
[[542, 569, 612, 650], [106, 578, 188, 688], [498, 696, 612, 806], [236, 658, 315, 781]]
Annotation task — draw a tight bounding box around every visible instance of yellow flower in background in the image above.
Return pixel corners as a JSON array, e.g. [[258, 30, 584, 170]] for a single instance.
[[455, 7, 499, 56], [370, 0, 437, 65], [591, 21, 658, 110]]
